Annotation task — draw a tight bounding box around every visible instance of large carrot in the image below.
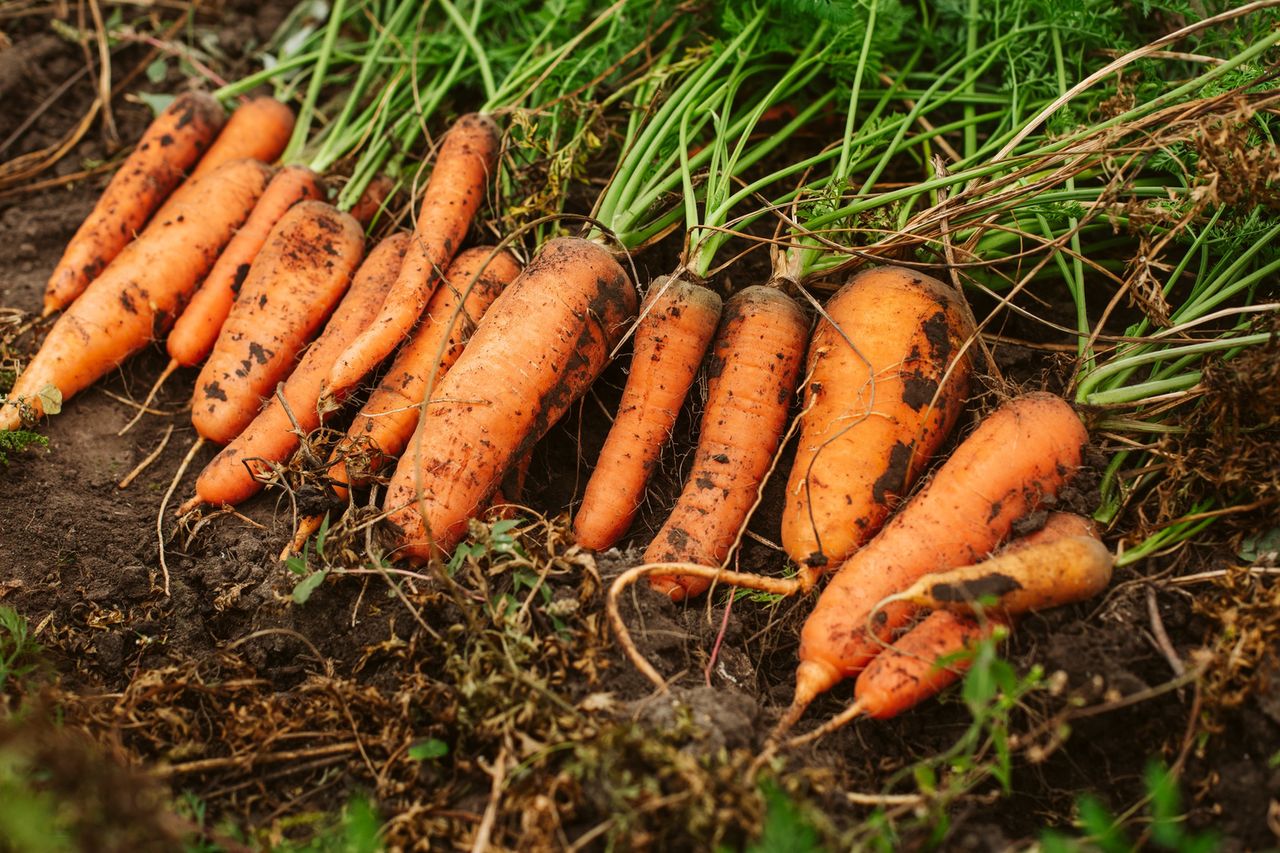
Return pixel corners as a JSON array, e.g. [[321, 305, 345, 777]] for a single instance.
[[329, 245, 522, 492], [41, 92, 226, 316], [645, 285, 809, 600], [383, 237, 637, 561], [573, 276, 723, 551], [191, 200, 364, 446], [187, 96, 295, 182], [187, 232, 405, 508], [788, 393, 1090, 719], [326, 113, 501, 398], [781, 266, 974, 584]]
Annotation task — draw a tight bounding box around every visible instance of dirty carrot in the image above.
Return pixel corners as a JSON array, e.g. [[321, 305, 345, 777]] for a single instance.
[[645, 285, 809, 600], [383, 236, 637, 561], [118, 165, 323, 436], [783, 392, 1089, 727], [187, 95, 295, 182], [782, 266, 974, 584], [41, 91, 226, 316], [191, 199, 364, 446], [186, 231, 404, 509], [1, 158, 271, 432], [574, 276, 723, 551], [325, 112, 501, 398]]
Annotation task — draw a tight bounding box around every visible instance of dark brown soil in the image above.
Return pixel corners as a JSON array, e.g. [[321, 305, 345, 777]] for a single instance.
[[1, 6, 1278, 852]]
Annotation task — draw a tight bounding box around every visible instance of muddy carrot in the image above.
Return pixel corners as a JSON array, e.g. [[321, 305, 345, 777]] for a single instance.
[[574, 276, 723, 551], [645, 285, 809, 600], [383, 237, 636, 561], [326, 113, 501, 398], [191, 200, 364, 446], [4, 159, 270, 431], [41, 91, 226, 316], [782, 266, 974, 584]]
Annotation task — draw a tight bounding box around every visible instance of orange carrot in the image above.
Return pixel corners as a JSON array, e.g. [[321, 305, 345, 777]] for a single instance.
[[328, 245, 522, 493], [574, 276, 723, 551], [383, 236, 636, 561], [189, 232, 405, 507], [645, 286, 809, 600], [789, 392, 1090, 715], [188, 95, 295, 181], [191, 200, 364, 445], [41, 92, 226, 316], [326, 113, 501, 398], [782, 266, 974, 584], [853, 512, 1099, 721], [1, 159, 270, 432], [348, 174, 397, 229]]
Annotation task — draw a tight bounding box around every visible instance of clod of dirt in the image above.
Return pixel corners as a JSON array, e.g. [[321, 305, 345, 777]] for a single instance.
[[630, 685, 759, 755]]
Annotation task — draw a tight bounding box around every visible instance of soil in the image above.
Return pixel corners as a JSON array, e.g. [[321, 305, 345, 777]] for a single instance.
[[2, 5, 1279, 852]]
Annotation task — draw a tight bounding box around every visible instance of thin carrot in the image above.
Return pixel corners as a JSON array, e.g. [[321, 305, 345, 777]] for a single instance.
[[41, 92, 226, 316], [1, 159, 271, 432], [325, 113, 501, 398], [348, 174, 397, 229], [383, 236, 637, 561], [574, 276, 723, 551], [187, 96, 295, 182], [787, 393, 1089, 723], [188, 232, 404, 508], [645, 285, 809, 600], [782, 266, 974, 584], [329, 245, 522, 491], [191, 200, 364, 446]]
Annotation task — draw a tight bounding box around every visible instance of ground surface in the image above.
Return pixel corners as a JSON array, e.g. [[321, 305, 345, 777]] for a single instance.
[[1, 5, 1278, 852]]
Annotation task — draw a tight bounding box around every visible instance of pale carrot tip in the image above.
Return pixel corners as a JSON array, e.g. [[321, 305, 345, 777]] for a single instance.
[[794, 659, 842, 707], [176, 495, 202, 516], [41, 303, 58, 319], [648, 575, 688, 602]]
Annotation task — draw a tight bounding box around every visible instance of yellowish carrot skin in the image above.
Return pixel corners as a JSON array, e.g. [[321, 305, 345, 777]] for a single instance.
[[192, 200, 365, 445], [646, 285, 809, 600], [793, 393, 1090, 706], [891, 535, 1114, 615], [167, 166, 323, 367], [384, 236, 637, 561], [1, 159, 271, 431], [853, 511, 1099, 720], [187, 96, 295, 182], [191, 233, 406, 507], [574, 276, 724, 551], [42, 92, 226, 316], [328, 246, 523, 496], [327, 113, 501, 398], [783, 266, 974, 585]]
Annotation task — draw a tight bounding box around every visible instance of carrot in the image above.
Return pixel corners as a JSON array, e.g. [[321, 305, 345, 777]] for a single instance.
[[1, 158, 271, 432], [191, 200, 365, 446], [781, 266, 974, 583], [573, 276, 723, 551], [383, 236, 637, 561], [348, 174, 397, 229], [645, 285, 809, 600], [328, 245, 522, 493], [187, 96, 296, 182], [188, 232, 405, 508], [326, 113, 501, 398], [787, 393, 1090, 718], [852, 512, 1100, 722], [41, 91, 226, 316]]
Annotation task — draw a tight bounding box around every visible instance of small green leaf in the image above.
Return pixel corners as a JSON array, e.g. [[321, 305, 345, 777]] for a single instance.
[[145, 57, 168, 83], [408, 739, 449, 761], [292, 569, 328, 604], [37, 385, 61, 416], [315, 511, 331, 558]]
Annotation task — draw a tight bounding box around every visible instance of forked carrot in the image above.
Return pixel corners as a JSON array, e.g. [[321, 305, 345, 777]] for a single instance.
[[782, 266, 974, 584], [191, 200, 364, 446], [574, 276, 723, 551], [645, 285, 809, 600], [187, 232, 404, 508], [41, 92, 226, 316], [326, 113, 501, 398], [383, 237, 636, 561], [1, 159, 271, 431]]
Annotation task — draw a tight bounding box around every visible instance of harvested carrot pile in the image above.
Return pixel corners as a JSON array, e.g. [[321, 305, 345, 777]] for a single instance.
[[1, 0, 1278, 849]]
